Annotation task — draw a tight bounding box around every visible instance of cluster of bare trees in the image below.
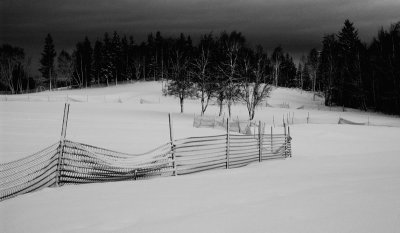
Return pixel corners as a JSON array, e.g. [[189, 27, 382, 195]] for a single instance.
[[164, 32, 274, 120], [0, 44, 33, 94]]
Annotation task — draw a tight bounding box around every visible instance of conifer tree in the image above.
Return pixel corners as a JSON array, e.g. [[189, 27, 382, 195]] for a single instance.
[[39, 34, 56, 90], [307, 48, 319, 100], [56, 50, 73, 86], [337, 19, 365, 110], [92, 39, 104, 85]]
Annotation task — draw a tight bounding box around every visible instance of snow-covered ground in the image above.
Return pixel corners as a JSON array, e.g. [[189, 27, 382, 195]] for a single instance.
[[1, 82, 400, 233]]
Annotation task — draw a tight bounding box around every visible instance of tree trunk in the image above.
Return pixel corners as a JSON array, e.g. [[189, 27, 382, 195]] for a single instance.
[[218, 100, 223, 116], [49, 68, 52, 91], [203, 95, 211, 115], [313, 71, 316, 101], [180, 97, 184, 113], [228, 100, 232, 118], [201, 91, 205, 116]]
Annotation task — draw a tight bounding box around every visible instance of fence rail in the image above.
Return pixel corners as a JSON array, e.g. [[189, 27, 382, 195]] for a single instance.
[[0, 131, 292, 202]]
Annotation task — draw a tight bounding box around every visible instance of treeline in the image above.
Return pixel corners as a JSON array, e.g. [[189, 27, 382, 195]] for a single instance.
[[315, 20, 400, 115], [0, 19, 399, 115], [38, 31, 296, 91]]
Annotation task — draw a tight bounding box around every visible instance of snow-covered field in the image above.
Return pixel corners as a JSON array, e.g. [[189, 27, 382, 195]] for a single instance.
[[1, 82, 400, 233]]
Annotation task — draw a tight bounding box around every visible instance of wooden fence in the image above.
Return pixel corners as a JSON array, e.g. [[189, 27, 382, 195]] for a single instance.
[[0, 104, 292, 202]]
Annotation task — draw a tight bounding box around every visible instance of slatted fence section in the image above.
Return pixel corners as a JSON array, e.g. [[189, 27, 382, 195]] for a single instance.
[[262, 134, 290, 160], [60, 140, 174, 184], [229, 135, 260, 168], [174, 134, 228, 175], [0, 142, 60, 201]]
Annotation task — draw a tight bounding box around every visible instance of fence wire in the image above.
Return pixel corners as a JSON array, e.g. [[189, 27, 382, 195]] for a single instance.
[[0, 142, 60, 201]]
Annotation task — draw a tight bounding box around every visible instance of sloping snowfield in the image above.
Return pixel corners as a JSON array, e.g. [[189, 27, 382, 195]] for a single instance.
[[1, 82, 400, 233]]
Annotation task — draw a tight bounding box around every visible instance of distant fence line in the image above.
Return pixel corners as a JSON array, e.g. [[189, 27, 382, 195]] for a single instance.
[[193, 114, 265, 135], [0, 93, 163, 104], [194, 112, 400, 129], [0, 104, 292, 202], [0, 94, 129, 103], [0, 80, 141, 95]]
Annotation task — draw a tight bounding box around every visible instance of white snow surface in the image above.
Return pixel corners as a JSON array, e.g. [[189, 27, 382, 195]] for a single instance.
[[1, 82, 400, 233]]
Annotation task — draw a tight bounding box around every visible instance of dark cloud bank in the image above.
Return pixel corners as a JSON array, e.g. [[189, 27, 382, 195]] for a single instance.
[[1, 0, 399, 72]]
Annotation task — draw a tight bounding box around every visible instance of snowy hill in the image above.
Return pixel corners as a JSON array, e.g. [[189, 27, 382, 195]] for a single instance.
[[1, 82, 400, 233]]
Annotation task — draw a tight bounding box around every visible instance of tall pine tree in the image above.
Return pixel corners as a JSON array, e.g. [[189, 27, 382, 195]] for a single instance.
[[337, 20, 366, 110], [39, 34, 56, 90]]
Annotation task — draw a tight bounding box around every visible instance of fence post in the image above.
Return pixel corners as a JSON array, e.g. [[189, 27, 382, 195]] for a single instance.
[[258, 121, 263, 162], [270, 126, 273, 154], [56, 103, 70, 187], [292, 112, 294, 124], [288, 126, 291, 157], [287, 113, 289, 125], [226, 118, 230, 169], [169, 113, 177, 176], [307, 112, 309, 124], [237, 116, 240, 133], [284, 124, 287, 158], [273, 115, 275, 127]]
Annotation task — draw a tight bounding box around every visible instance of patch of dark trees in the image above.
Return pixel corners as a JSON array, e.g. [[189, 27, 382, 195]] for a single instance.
[[1, 19, 399, 115]]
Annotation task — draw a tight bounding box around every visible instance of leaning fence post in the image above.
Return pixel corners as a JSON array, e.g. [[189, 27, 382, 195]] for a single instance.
[[258, 121, 263, 162], [56, 103, 70, 187], [226, 118, 230, 169], [284, 124, 287, 158], [282, 114, 285, 126], [169, 113, 177, 176]]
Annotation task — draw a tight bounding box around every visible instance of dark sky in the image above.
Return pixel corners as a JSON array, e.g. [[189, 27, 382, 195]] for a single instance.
[[1, 0, 399, 73]]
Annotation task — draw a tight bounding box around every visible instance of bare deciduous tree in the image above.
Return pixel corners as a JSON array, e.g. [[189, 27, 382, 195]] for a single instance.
[[165, 50, 194, 113], [218, 31, 244, 117], [192, 34, 216, 115], [240, 47, 272, 120], [0, 44, 25, 94], [272, 46, 283, 86]]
